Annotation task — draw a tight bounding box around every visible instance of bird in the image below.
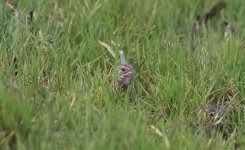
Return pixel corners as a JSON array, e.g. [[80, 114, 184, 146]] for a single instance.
[[117, 50, 135, 89]]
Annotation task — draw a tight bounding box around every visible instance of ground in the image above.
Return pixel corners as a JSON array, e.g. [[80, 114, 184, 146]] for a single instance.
[[0, 0, 245, 149]]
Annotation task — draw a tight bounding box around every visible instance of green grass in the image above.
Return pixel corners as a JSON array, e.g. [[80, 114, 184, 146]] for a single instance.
[[0, 0, 245, 149]]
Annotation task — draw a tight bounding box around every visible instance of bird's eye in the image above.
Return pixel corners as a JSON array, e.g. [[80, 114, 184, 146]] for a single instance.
[[121, 68, 125, 71]]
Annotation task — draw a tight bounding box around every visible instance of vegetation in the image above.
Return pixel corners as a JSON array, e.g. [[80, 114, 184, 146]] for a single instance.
[[0, 0, 244, 149]]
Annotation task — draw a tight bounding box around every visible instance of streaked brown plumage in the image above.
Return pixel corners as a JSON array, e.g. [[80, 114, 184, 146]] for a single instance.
[[117, 64, 135, 88]]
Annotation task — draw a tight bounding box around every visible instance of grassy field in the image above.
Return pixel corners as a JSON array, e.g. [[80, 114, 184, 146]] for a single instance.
[[0, 0, 245, 149]]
